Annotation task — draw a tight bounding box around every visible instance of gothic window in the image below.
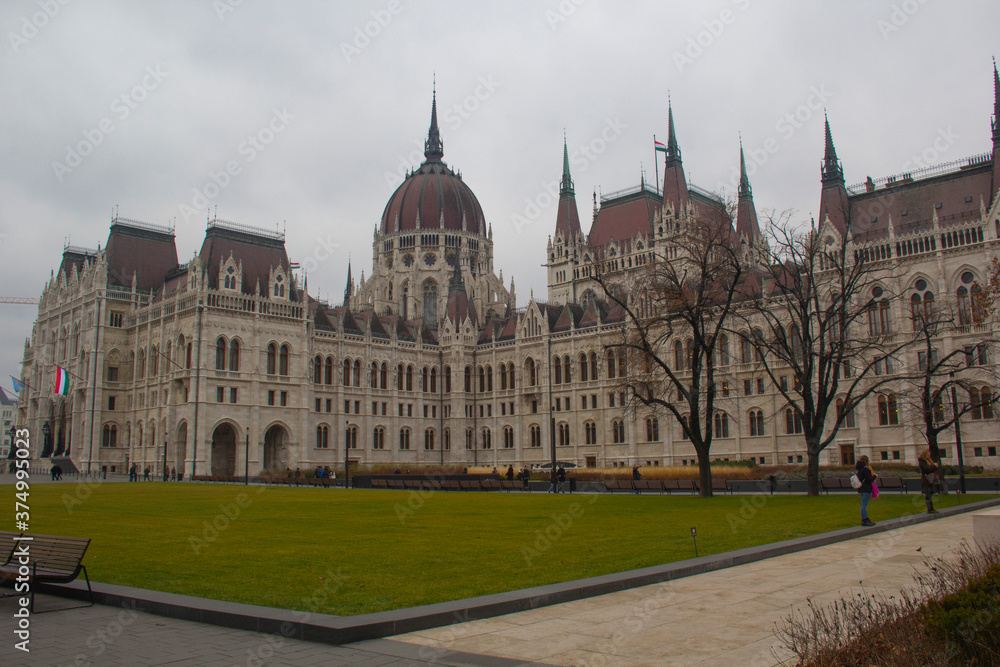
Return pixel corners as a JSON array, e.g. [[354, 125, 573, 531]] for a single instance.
[[266, 344, 276, 375], [216, 337, 227, 370], [353, 359, 361, 386], [423, 281, 438, 326], [611, 420, 624, 444], [785, 408, 803, 434], [530, 424, 541, 447], [714, 412, 730, 438], [279, 344, 289, 376], [749, 410, 764, 436], [646, 417, 659, 441], [313, 356, 322, 384], [590, 352, 598, 380], [585, 422, 597, 444], [228, 339, 240, 371]]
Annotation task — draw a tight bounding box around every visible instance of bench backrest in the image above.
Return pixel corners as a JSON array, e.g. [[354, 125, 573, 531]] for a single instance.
[[19, 534, 90, 578], [0, 532, 21, 566], [879, 476, 902, 488]]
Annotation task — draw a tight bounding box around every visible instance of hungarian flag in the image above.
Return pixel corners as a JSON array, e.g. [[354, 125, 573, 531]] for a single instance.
[[54, 366, 70, 395], [654, 139, 667, 152], [289, 262, 301, 269]]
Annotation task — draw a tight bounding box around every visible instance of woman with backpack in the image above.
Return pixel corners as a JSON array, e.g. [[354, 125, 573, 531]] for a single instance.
[[855, 455, 878, 527]]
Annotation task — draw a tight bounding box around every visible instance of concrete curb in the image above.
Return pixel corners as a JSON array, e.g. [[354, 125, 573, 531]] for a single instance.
[[33, 496, 1000, 646]]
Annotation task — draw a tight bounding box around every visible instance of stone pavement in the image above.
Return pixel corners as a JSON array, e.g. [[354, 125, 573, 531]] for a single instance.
[[387, 513, 975, 666], [0, 594, 550, 666]]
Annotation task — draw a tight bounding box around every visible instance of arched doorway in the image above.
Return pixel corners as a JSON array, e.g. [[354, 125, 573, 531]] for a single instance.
[[175, 422, 188, 475], [211, 423, 236, 476], [263, 424, 290, 472]]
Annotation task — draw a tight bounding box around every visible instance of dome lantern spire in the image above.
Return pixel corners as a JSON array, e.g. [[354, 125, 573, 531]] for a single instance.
[[424, 80, 444, 162]]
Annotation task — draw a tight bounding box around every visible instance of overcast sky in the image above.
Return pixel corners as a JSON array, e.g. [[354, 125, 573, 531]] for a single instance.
[[2, 0, 998, 392]]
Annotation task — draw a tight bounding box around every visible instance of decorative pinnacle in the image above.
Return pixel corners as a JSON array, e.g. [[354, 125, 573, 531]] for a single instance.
[[424, 82, 444, 162], [560, 133, 574, 197], [738, 138, 751, 199], [665, 96, 681, 165]]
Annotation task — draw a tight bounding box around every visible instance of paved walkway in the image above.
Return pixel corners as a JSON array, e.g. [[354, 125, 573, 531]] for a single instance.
[[387, 513, 973, 666]]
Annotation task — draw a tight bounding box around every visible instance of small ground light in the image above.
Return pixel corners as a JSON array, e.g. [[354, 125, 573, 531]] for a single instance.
[[691, 526, 698, 557]]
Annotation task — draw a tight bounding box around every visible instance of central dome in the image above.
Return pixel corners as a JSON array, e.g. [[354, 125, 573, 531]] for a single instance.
[[379, 92, 486, 236]]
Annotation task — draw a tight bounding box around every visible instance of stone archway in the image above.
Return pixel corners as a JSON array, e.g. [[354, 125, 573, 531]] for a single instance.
[[263, 424, 290, 473], [175, 422, 188, 475], [211, 423, 236, 476]]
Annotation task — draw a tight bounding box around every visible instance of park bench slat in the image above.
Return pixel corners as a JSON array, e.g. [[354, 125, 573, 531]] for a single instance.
[[0, 533, 93, 613]]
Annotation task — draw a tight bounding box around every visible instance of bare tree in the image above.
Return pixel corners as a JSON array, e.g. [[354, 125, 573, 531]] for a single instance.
[[590, 208, 745, 497], [736, 216, 913, 495]]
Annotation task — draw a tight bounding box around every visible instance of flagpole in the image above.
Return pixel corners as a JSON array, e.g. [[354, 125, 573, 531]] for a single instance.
[[654, 134, 660, 195]]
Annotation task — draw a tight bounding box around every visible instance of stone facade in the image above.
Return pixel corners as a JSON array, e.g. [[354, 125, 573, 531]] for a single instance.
[[15, 75, 1000, 476]]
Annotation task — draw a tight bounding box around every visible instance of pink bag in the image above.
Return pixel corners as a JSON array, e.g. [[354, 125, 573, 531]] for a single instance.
[[871, 481, 879, 499]]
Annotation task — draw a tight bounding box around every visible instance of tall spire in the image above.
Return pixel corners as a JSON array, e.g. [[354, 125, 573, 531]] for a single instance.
[[661, 97, 689, 215], [665, 97, 682, 166], [424, 79, 444, 162], [818, 113, 850, 235], [992, 57, 1000, 143], [555, 135, 582, 241], [738, 139, 751, 199], [343, 260, 353, 307], [821, 112, 843, 184], [559, 134, 574, 197]]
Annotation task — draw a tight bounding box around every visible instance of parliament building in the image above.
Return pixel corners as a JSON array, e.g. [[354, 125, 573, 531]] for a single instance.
[[16, 69, 1000, 477]]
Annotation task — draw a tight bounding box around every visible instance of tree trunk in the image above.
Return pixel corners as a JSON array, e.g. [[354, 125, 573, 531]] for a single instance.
[[806, 442, 821, 496], [698, 453, 714, 498]]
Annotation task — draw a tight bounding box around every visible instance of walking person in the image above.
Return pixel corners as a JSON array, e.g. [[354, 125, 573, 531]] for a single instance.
[[519, 467, 530, 491], [143, 466, 150, 481], [855, 455, 878, 526], [918, 448, 942, 514], [632, 464, 641, 494], [547, 468, 558, 493], [506, 465, 514, 481], [557, 465, 566, 493]]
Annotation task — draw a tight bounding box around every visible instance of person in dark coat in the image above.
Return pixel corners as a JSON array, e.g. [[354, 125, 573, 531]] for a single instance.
[[557, 466, 566, 493], [506, 465, 514, 481], [632, 464, 641, 494], [519, 467, 530, 490], [918, 448, 941, 514], [855, 455, 878, 526]]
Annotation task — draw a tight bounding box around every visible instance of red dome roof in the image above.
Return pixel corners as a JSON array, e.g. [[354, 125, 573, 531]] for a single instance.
[[379, 90, 486, 236], [380, 161, 486, 235]]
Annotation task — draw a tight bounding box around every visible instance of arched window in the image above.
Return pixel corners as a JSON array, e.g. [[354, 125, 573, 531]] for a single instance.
[[229, 339, 240, 371], [345, 425, 358, 449], [353, 359, 361, 386], [423, 280, 438, 326], [971, 386, 994, 420], [607, 350, 616, 379], [611, 420, 624, 444], [867, 287, 892, 335], [150, 346, 159, 376], [785, 407, 803, 434], [486, 365, 493, 392], [749, 410, 764, 436], [618, 351, 626, 377], [740, 335, 752, 364], [481, 427, 492, 450], [530, 424, 541, 447], [910, 279, 934, 329], [685, 340, 694, 370], [278, 344, 289, 376], [431, 366, 437, 393], [466, 428, 474, 450], [325, 357, 333, 385], [503, 426, 514, 449], [373, 426, 385, 450], [371, 362, 379, 388], [381, 362, 388, 389], [479, 366, 486, 392], [397, 364, 405, 390], [527, 358, 537, 386], [876, 394, 899, 426], [465, 366, 472, 393], [186, 343, 192, 369], [406, 365, 413, 391], [590, 352, 598, 380], [102, 424, 117, 447], [215, 337, 226, 370], [714, 412, 730, 438], [343, 358, 351, 386], [316, 425, 329, 449], [553, 357, 561, 384], [717, 334, 730, 366], [585, 422, 597, 444], [424, 428, 435, 450], [646, 417, 659, 441], [508, 363, 515, 390], [397, 427, 410, 450], [674, 340, 684, 369], [789, 326, 802, 361], [444, 366, 451, 393], [421, 367, 429, 393], [443, 428, 450, 450], [313, 356, 322, 384], [266, 344, 276, 375], [559, 422, 571, 446], [580, 354, 589, 382], [836, 398, 856, 428]]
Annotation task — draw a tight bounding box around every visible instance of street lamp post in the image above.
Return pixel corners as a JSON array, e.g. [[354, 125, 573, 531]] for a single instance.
[[244, 427, 249, 485], [163, 439, 168, 481], [949, 372, 967, 494], [42, 422, 50, 462], [344, 419, 350, 489]]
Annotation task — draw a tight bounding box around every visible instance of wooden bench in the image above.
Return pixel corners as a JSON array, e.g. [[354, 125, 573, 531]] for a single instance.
[[663, 480, 697, 495], [500, 480, 519, 492], [604, 480, 633, 493], [459, 480, 480, 491], [632, 480, 659, 494], [0, 533, 93, 613], [481, 480, 503, 491], [821, 478, 851, 493], [441, 480, 461, 491], [878, 476, 905, 493]]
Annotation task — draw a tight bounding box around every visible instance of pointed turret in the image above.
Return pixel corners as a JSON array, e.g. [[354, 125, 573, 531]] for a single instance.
[[343, 261, 353, 307], [446, 259, 477, 326], [423, 84, 444, 163], [818, 114, 850, 235], [554, 136, 583, 241], [661, 99, 689, 216], [735, 142, 761, 241]]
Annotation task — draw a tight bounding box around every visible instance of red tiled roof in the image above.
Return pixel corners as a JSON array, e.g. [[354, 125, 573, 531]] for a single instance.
[[380, 161, 486, 235], [588, 190, 659, 248], [198, 224, 291, 297], [105, 223, 178, 291]]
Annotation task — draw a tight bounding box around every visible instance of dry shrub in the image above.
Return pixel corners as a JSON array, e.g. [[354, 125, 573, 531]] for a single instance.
[[775, 540, 1000, 666]]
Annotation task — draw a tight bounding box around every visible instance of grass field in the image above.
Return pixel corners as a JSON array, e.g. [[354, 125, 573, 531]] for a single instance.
[[9, 482, 993, 616]]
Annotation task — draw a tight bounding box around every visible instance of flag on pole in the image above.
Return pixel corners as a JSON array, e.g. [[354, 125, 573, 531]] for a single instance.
[[54, 366, 70, 395], [289, 262, 301, 270], [10, 376, 24, 394], [654, 139, 667, 152]]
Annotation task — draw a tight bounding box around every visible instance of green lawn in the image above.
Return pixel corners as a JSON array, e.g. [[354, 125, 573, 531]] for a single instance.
[[9, 482, 993, 616]]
